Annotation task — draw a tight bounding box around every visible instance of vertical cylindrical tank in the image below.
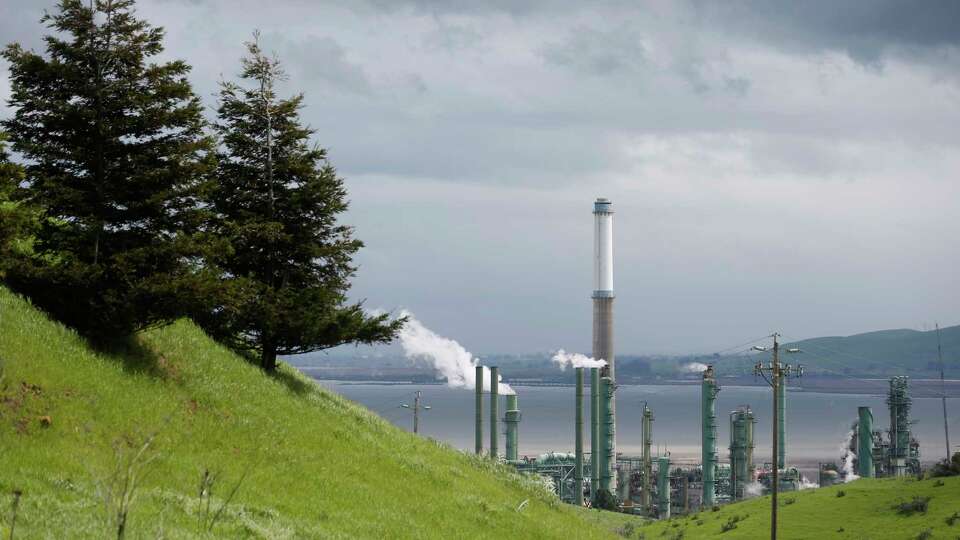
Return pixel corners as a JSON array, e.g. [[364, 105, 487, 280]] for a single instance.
[[701, 365, 719, 507], [729, 406, 753, 500], [600, 375, 616, 494], [505, 394, 520, 462], [657, 456, 671, 519], [777, 372, 786, 469], [475, 365, 483, 455], [490, 366, 499, 458], [857, 406, 874, 478], [641, 404, 653, 512], [575, 368, 584, 505], [590, 367, 599, 501]]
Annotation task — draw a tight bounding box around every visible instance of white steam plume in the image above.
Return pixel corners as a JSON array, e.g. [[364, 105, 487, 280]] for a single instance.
[[840, 427, 860, 482], [551, 349, 607, 371], [397, 311, 514, 395], [682, 362, 709, 373], [744, 482, 764, 498]]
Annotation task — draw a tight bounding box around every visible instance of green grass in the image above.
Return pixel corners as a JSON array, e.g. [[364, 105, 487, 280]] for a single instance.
[[640, 476, 960, 540], [0, 287, 641, 539]]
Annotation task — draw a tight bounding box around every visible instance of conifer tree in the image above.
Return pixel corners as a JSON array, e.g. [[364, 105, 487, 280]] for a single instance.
[[0, 133, 33, 273], [2, 0, 214, 339], [200, 35, 403, 371]]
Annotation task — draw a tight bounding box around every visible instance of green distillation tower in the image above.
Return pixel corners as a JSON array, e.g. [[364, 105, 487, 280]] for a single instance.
[[729, 406, 755, 500], [701, 365, 719, 507], [641, 404, 654, 513], [657, 456, 671, 519], [505, 394, 520, 462], [888, 376, 911, 477], [857, 406, 874, 478]]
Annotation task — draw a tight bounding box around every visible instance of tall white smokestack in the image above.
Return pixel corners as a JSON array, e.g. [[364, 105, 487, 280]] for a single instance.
[[592, 197, 616, 495]]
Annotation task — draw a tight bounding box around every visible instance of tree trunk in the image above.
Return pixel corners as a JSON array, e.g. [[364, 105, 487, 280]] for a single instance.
[[260, 340, 277, 372]]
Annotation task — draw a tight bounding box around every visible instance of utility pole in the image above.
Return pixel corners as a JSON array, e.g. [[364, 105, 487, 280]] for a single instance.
[[937, 324, 951, 460], [401, 391, 431, 434], [753, 333, 802, 540]]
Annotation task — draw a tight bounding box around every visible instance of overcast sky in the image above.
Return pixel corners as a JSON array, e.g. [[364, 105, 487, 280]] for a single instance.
[[2, 0, 958, 355]]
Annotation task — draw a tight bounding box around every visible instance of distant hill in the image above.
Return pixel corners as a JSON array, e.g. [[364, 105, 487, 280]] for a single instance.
[[781, 325, 960, 377]]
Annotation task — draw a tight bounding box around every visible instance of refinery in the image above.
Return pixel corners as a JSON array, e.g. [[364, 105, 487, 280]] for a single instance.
[[465, 197, 933, 518]]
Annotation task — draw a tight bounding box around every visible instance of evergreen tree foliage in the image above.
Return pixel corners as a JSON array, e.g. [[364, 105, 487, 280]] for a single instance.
[[1, 0, 214, 340], [0, 133, 34, 274], [199, 35, 402, 371]]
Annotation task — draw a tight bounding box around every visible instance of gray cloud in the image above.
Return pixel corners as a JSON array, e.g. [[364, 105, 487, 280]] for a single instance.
[[1, 0, 958, 353]]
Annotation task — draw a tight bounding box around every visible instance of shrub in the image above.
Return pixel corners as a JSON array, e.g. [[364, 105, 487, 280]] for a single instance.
[[896, 496, 931, 516], [720, 518, 738, 533], [930, 452, 960, 477], [915, 528, 933, 540], [836, 490, 846, 498], [945, 511, 960, 526]]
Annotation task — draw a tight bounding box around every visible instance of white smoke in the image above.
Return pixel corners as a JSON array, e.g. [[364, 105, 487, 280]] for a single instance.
[[550, 349, 607, 371], [799, 478, 819, 490], [397, 311, 515, 395], [744, 482, 764, 498], [840, 427, 860, 482], [682, 362, 709, 373]]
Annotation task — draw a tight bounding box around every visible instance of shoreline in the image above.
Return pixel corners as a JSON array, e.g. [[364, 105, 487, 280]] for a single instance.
[[307, 375, 960, 398]]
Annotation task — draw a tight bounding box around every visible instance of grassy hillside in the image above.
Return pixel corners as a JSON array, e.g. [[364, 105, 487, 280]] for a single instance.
[[0, 287, 640, 539], [640, 476, 960, 540]]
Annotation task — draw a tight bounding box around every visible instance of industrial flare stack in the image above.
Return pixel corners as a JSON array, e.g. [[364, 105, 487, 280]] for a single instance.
[[592, 198, 617, 496]]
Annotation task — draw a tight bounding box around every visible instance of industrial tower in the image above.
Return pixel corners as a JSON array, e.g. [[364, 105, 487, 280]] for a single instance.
[[592, 198, 616, 495]]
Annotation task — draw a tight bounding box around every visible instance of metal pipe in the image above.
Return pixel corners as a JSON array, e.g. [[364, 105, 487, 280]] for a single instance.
[[657, 456, 670, 519], [475, 365, 483, 455], [505, 394, 520, 462], [490, 366, 498, 458], [701, 365, 719, 508], [575, 368, 584, 505], [857, 406, 874, 478]]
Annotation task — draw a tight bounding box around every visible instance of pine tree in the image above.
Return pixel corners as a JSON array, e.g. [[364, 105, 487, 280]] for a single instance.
[[0, 133, 33, 273], [199, 35, 403, 371], [1, 0, 214, 339]]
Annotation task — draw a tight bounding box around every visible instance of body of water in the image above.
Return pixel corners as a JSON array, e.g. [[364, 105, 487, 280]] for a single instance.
[[316, 380, 960, 467]]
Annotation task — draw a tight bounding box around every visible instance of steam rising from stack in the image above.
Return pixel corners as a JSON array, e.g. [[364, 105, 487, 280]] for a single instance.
[[683, 362, 709, 373], [397, 311, 514, 395], [551, 350, 607, 370]]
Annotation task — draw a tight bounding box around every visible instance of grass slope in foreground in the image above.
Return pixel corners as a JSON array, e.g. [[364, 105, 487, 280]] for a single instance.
[[641, 476, 960, 540], [0, 287, 640, 539]]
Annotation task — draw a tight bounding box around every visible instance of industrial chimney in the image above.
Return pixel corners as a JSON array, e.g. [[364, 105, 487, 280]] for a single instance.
[[592, 198, 616, 493]]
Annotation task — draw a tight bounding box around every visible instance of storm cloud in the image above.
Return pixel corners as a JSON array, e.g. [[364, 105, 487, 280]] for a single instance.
[[2, 0, 957, 354]]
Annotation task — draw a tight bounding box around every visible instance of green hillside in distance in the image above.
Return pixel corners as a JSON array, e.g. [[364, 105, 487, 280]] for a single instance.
[[640, 476, 960, 540], [783, 325, 960, 376], [0, 287, 640, 539]]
